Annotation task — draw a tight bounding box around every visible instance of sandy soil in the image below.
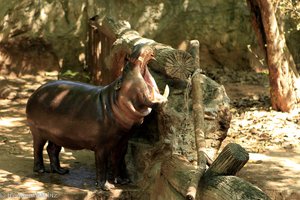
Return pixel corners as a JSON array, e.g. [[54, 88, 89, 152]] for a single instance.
[[223, 83, 300, 200], [0, 72, 299, 199]]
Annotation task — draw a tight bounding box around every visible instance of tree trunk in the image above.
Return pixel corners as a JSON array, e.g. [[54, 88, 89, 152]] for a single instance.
[[247, 0, 300, 112]]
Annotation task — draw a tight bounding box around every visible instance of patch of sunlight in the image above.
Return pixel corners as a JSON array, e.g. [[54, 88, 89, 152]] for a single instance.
[[15, 155, 33, 160], [59, 58, 64, 67], [183, 0, 189, 10], [251, 110, 268, 118], [18, 145, 33, 152], [51, 184, 80, 193], [40, 8, 48, 22], [137, 3, 164, 35], [1, 188, 13, 193], [177, 40, 189, 51], [289, 107, 300, 116], [267, 180, 289, 188], [12, 174, 21, 183], [78, 52, 85, 62], [250, 153, 300, 171], [283, 159, 300, 171], [272, 126, 299, 137], [133, 38, 155, 46], [111, 189, 123, 198], [61, 150, 76, 160], [0, 52, 12, 65], [0, 169, 10, 181], [249, 153, 269, 161], [236, 119, 252, 127], [0, 117, 26, 127], [22, 179, 44, 191], [74, 9, 84, 35], [27, 9, 35, 23], [2, 14, 10, 29]]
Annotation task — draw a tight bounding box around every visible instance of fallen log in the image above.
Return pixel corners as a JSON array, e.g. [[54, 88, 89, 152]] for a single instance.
[[199, 143, 271, 200], [160, 155, 205, 200], [88, 16, 196, 85], [205, 143, 249, 177], [200, 175, 271, 200]]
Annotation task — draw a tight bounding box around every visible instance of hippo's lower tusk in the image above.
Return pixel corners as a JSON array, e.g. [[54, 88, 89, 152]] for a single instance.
[[163, 84, 169, 99]]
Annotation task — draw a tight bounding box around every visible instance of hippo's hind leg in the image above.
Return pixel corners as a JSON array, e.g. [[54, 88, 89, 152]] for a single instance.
[[31, 126, 47, 173], [46, 141, 69, 175]]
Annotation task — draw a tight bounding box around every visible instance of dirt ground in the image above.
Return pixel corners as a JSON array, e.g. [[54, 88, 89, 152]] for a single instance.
[[0, 71, 299, 199]]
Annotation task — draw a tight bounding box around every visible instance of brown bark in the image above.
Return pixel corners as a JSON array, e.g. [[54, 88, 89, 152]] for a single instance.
[[204, 143, 249, 177], [247, 0, 300, 112], [87, 16, 115, 85], [186, 40, 209, 200], [189, 40, 207, 166]]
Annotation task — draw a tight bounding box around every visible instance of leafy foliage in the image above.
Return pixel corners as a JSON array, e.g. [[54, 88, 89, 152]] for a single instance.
[[58, 69, 90, 83]]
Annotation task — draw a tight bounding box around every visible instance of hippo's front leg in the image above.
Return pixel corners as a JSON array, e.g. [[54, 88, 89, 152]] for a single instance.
[[111, 139, 131, 185], [95, 149, 115, 191]]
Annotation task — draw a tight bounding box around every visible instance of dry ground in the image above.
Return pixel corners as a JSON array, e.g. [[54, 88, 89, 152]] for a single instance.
[[223, 83, 300, 200], [0, 71, 299, 199]]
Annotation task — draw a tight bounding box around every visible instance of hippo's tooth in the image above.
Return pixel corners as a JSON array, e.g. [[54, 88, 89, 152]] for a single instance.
[[163, 84, 169, 99]]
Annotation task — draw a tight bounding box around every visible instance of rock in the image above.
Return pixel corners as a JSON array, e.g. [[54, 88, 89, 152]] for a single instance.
[[0, 37, 60, 75], [0, 0, 261, 75]]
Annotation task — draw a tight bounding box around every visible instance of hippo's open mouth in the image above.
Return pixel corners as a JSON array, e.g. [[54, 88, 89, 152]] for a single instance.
[[131, 44, 169, 104], [142, 65, 169, 104]]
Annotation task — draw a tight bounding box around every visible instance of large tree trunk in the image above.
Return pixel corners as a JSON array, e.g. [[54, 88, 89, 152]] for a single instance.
[[247, 0, 300, 112]]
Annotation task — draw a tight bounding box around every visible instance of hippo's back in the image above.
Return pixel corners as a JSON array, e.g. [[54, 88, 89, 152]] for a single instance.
[[27, 80, 102, 118], [26, 80, 113, 149]]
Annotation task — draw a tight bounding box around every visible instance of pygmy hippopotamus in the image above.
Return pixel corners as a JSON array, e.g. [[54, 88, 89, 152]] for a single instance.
[[26, 44, 169, 190]]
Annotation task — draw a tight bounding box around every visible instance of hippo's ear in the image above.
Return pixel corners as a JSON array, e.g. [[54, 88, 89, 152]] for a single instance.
[[125, 54, 130, 62], [122, 62, 131, 74]]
